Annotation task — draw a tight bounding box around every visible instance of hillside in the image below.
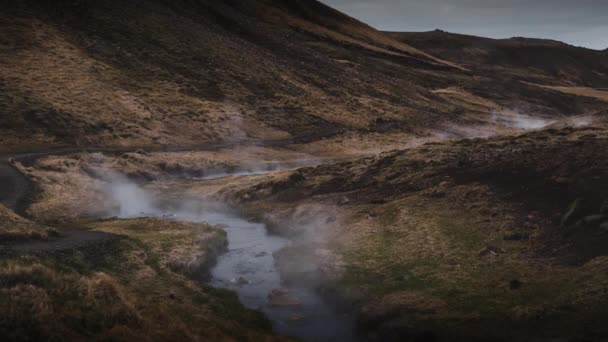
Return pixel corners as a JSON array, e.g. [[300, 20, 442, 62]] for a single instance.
[[1, 0, 607, 152], [0, 0, 454, 151], [217, 126, 608, 340], [2, 1, 608, 341], [388, 30, 608, 88]]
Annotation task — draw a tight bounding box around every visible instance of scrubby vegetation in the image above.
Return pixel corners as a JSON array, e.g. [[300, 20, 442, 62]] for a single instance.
[[1, 0, 607, 151], [0, 204, 55, 240], [221, 126, 608, 340], [0, 217, 285, 341]]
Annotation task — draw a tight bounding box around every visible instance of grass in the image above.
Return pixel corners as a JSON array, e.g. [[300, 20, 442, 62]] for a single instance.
[[225, 128, 608, 339], [331, 193, 608, 340], [0, 217, 287, 341], [0, 204, 55, 240], [3, 0, 604, 152]]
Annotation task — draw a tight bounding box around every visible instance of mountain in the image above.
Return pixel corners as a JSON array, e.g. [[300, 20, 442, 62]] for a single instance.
[[388, 30, 608, 87], [1, 0, 607, 152]]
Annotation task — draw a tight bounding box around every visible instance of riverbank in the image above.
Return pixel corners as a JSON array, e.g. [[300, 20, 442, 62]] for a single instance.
[[214, 125, 608, 341], [5, 124, 608, 341], [0, 209, 287, 341]]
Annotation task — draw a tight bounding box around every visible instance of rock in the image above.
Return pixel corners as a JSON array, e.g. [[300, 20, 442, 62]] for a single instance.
[[268, 288, 300, 306], [268, 288, 289, 299], [269, 295, 301, 307], [600, 201, 608, 214], [289, 172, 306, 183], [46, 229, 60, 237], [289, 313, 305, 321], [504, 233, 530, 241], [254, 251, 268, 258], [268, 289, 301, 306], [510, 279, 524, 290], [237, 277, 249, 285], [338, 196, 351, 205]]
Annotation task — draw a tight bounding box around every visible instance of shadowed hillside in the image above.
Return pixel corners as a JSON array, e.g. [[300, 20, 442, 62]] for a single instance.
[[389, 30, 608, 88], [0, 0, 456, 151], [1, 0, 606, 152], [221, 126, 608, 341]]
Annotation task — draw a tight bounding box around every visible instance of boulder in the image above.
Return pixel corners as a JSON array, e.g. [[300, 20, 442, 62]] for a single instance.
[[510, 279, 524, 290], [504, 233, 530, 241]]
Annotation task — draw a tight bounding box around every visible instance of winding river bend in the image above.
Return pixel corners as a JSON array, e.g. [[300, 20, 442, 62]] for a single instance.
[[111, 170, 357, 341], [192, 208, 355, 341]]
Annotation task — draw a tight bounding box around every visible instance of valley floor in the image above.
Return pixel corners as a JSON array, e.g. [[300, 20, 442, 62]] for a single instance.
[[2, 121, 608, 341]]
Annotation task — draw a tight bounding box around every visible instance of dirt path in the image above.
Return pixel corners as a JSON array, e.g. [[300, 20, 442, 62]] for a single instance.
[[0, 158, 31, 212], [0, 230, 118, 255], [0, 128, 341, 213], [0, 129, 342, 254]]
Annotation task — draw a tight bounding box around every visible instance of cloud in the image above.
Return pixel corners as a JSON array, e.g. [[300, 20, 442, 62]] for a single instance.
[[322, 0, 608, 49]]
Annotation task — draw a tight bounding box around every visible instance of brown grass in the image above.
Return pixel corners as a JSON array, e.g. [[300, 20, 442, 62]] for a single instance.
[[0, 204, 54, 240], [210, 126, 608, 340], [0, 218, 288, 341], [530, 84, 608, 101]]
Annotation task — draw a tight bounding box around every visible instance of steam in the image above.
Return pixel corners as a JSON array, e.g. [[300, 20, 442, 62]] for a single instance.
[[104, 172, 158, 217], [194, 158, 322, 181], [100, 171, 234, 220], [568, 115, 594, 127], [491, 109, 555, 130]]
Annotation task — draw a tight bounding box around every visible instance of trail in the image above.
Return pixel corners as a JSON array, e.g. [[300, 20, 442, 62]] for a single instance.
[[0, 230, 118, 256], [0, 128, 341, 215], [0, 157, 31, 213]]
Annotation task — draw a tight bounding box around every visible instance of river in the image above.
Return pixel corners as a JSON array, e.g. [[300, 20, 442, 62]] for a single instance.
[[110, 170, 358, 341]]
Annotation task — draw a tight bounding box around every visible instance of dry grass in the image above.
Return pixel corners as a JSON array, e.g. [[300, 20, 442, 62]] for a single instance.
[[0, 218, 288, 341], [0, 17, 280, 150], [17, 146, 317, 221], [89, 218, 228, 277], [211, 126, 608, 339], [3, 0, 604, 152], [0, 204, 55, 240], [531, 84, 608, 102]]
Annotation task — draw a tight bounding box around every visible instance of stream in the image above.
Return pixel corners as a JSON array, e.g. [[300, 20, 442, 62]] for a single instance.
[[110, 170, 358, 341]]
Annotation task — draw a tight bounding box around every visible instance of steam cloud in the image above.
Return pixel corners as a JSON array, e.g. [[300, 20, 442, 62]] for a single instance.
[[491, 109, 555, 130], [104, 172, 158, 217]]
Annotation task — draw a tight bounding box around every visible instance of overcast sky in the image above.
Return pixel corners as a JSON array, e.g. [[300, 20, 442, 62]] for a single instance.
[[322, 0, 608, 50]]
